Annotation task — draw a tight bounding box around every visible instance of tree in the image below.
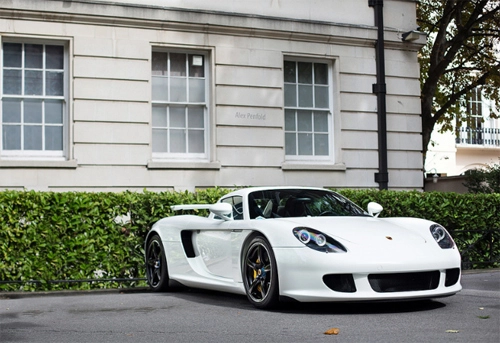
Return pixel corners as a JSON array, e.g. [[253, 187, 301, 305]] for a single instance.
[[418, 0, 500, 159], [463, 159, 500, 193]]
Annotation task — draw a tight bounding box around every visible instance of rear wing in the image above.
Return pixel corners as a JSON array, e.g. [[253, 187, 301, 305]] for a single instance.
[[170, 203, 233, 221], [171, 204, 212, 211]]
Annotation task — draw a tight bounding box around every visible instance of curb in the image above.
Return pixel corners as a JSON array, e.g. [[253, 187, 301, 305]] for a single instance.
[[2, 269, 499, 299], [462, 268, 500, 275], [0, 287, 150, 300]]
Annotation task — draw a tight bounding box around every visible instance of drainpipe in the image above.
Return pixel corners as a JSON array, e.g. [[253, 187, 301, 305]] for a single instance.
[[369, 0, 389, 190]]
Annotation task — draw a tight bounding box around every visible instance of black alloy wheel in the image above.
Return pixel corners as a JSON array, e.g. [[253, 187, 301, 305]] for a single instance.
[[243, 236, 279, 309], [146, 234, 170, 291]]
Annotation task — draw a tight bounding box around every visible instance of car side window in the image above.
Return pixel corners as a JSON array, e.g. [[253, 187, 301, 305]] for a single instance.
[[221, 196, 244, 220]]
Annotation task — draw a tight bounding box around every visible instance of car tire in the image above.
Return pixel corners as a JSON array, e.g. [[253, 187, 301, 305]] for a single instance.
[[145, 234, 170, 292], [242, 235, 279, 309]]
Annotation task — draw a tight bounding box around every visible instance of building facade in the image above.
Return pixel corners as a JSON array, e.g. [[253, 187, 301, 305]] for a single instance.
[[0, 0, 424, 192], [425, 88, 499, 178]]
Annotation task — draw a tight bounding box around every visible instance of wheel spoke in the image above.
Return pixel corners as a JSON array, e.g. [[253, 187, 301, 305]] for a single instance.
[[152, 243, 160, 258], [259, 280, 267, 298], [248, 278, 260, 294], [246, 259, 258, 270], [257, 245, 263, 264], [154, 269, 161, 283]]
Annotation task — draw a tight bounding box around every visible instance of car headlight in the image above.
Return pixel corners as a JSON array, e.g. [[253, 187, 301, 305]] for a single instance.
[[292, 227, 347, 253], [430, 224, 455, 249]]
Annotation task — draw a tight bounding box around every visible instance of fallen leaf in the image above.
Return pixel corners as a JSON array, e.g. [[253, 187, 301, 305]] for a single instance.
[[324, 328, 340, 335]]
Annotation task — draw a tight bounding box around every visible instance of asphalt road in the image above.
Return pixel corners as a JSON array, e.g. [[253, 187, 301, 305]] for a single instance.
[[0, 270, 499, 343]]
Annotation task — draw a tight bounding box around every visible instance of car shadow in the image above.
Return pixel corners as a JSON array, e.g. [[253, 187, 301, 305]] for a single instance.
[[276, 299, 446, 314], [154, 287, 447, 314], [155, 287, 255, 310]]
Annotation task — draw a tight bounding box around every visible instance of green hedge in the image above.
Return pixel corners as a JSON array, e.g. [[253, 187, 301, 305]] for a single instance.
[[336, 190, 500, 232], [0, 189, 498, 291], [0, 188, 231, 291]]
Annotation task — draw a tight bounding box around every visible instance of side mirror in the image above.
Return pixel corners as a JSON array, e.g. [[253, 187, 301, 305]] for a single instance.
[[210, 203, 233, 221], [367, 202, 383, 218]]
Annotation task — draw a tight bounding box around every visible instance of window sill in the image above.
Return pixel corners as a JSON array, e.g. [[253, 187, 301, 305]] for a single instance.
[[0, 159, 78, 169], [147, 160, 221, 170], [281, 162, 346, 171]]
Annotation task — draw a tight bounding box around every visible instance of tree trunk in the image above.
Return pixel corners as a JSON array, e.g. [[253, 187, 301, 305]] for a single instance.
[[420, 84, 437, 163]]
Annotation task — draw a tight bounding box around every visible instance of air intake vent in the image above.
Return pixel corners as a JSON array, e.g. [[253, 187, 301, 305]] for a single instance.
[[445, 268, 460, 287], [368, 271, 440, 292], [323, 274, 356, 293]]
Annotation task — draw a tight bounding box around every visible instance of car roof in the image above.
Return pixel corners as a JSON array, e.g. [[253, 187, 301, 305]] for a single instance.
[[222, 186, 333, 199]]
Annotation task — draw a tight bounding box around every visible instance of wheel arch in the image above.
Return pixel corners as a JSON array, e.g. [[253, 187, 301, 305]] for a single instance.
[[239, 230, 272, 267], [144, 229, 161, 262]]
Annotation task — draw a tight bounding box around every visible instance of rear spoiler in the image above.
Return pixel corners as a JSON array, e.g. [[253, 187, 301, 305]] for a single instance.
[[170, 203, 233, 221], [171, 204, 212, 211]]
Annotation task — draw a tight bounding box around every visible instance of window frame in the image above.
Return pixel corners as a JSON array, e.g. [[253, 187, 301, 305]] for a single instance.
[[221, 196, 244, 220], [1, 37, 69, 161], [456, 87, 488, 146], [466, 88, 484, 144], [151, 48, 210, 162], [283, 57, 335, 163]]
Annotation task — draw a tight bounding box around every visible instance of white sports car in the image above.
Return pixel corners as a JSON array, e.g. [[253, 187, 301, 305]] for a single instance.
[[145, 187, 462, 309]]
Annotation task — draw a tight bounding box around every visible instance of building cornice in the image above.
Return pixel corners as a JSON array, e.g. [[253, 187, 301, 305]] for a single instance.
[[0, 0, 423, 50]]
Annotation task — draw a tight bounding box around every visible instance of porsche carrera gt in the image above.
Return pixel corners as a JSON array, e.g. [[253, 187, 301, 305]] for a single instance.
[[145, 187, 461, 309]]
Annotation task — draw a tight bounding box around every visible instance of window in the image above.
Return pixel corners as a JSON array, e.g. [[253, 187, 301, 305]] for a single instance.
[[466, 88, 483, 144], [151, 51, 208, 160], [1, 41, 67, 159], [221, 196, 243, 220], [248, 189, 366, 219], [456, 88, 485, 145], [284, 60, 332, 160]]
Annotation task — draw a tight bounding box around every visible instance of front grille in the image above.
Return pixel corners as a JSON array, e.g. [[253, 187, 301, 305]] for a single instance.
[[368, 271, 440, 292], [323, 274, 357, 293]]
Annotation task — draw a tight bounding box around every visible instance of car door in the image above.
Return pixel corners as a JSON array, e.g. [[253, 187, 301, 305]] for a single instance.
[[191, 196, 244, 280]]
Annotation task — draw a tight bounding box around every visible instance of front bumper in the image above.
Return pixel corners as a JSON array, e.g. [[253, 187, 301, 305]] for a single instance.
[[273, 245, 462, 302]]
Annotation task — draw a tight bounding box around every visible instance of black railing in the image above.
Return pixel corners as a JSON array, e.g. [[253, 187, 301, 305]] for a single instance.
[[0, 277, 147, 288], [456, 126, 500, 146]]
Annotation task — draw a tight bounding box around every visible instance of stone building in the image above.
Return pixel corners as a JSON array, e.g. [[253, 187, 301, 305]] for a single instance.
[[0, 0, 425, 191]]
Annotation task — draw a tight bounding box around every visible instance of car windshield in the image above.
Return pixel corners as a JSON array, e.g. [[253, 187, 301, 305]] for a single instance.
[[248, 189, 368, 219]]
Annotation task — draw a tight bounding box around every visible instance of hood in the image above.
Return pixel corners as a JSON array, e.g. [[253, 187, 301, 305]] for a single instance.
[[277, 216, 427, 246]]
